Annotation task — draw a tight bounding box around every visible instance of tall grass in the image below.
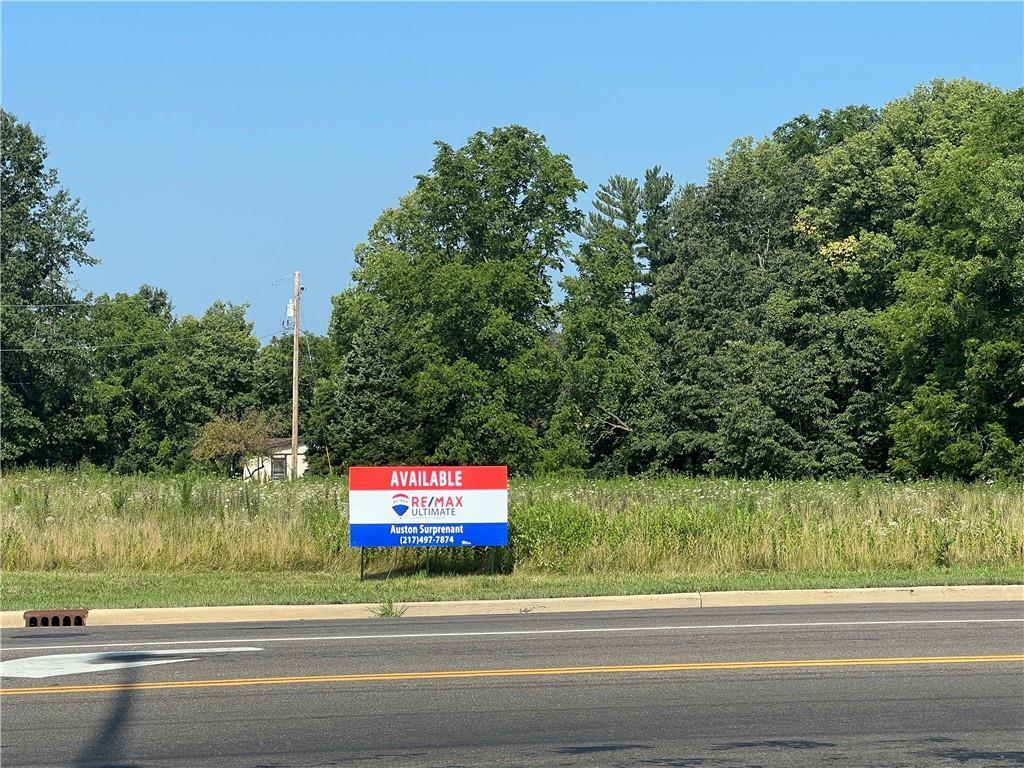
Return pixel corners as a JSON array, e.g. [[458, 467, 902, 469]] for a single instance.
[[2, 470, 1022, 576]]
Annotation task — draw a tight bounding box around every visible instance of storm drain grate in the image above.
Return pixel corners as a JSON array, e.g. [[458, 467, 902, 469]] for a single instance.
[[24, 609, 89, 628]]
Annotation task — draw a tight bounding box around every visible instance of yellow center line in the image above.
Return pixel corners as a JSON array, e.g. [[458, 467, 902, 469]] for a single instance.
[[2, 654, 1021, 697]]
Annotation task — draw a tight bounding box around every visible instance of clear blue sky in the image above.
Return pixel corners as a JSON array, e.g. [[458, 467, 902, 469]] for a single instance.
[[3, 2, 1022, 339]]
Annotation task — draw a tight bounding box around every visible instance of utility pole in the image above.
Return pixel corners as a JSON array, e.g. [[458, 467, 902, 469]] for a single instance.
[[291, 271, 301, 480]]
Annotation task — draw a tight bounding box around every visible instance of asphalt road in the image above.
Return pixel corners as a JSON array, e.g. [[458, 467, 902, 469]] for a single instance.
[[1, 601, 1022, 767]]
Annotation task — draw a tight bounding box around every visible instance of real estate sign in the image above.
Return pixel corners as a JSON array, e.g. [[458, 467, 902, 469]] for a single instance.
[[348, 466, 508, 547]]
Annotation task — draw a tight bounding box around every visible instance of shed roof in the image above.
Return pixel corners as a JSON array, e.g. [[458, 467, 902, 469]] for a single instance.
[[266, 437, 306, 451]]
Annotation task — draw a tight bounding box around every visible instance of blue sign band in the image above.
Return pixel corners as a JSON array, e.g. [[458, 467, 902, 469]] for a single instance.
[[350, 522, 508, 548]]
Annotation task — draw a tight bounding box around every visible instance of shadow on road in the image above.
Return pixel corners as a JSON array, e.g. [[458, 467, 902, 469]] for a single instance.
[[713, 739, 836, 751], [928, 748, 1024, 765], [554, 743, 650, 755], [72, 654, 151, 768]]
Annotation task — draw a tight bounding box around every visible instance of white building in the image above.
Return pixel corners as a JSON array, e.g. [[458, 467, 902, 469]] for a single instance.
[[243, 437, 308, 480]]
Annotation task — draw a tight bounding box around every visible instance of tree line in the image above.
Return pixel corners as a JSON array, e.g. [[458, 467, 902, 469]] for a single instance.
[[2, 79, 1021, 479]]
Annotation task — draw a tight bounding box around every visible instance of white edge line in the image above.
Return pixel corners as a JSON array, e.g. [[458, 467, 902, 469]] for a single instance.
[[2, 618, 1022, 653]]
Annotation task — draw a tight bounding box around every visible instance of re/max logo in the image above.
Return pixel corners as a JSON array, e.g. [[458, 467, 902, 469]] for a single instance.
[[411, 496, 464, 507]]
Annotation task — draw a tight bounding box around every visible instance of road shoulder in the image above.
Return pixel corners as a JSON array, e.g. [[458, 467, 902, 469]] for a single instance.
[[2, 583, 1020, 628]]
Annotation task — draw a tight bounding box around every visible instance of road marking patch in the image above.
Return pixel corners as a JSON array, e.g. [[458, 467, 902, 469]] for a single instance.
[[0, 647, 261, 679], [2, 654, 1021, 696]]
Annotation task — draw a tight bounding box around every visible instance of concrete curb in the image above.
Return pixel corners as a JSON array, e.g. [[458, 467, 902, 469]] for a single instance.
[[698, 584, 1023, 608], [2, 584, 1020, 628]]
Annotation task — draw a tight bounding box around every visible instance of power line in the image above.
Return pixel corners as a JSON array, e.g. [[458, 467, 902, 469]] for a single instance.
[[1, 340, 169, 353], [301, 330, 321, 383], [0, 332, 277, 354]]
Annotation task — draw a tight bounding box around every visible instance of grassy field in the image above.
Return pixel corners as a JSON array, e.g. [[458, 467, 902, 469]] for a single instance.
[[2, 471, 1022, 609], [4, 567, 1021, 611]]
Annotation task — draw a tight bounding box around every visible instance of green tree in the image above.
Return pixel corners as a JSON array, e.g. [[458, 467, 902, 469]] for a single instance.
[[317, 126, 585, 472], [153, 302, 259, 469], [797, 79, 1001, 309], [92, 300, 260, 473], [795, 80, 1021, 477], [83, 287, 175, 472], [582, 168, 675, 301], [878, 87, 1024, 477], [772, 105, 879, 161], [652, 125, 888, 477], [80, 291, 264, 473], [0, 110, 95, 465], [555, 170, 672, 474], [639, 166, 677, 280], [309, 313, 425, 472], [254, 332, 337, 429], [192, 410, 280, 477]]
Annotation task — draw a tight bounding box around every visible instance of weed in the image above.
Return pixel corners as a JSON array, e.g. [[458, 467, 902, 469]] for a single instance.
[[177, 474, 194, 512], [371, 587, 407, 618], [111, 486, 130, 514]]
